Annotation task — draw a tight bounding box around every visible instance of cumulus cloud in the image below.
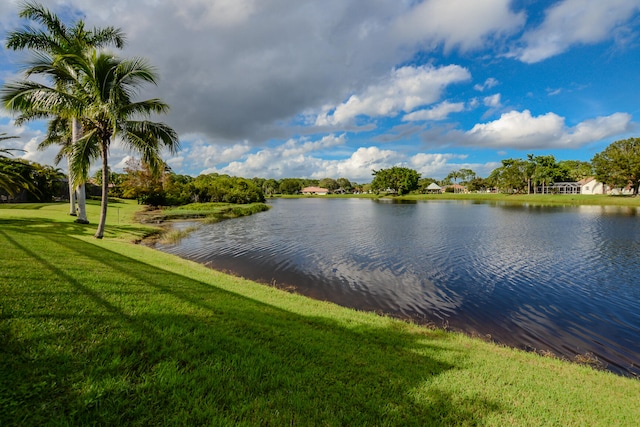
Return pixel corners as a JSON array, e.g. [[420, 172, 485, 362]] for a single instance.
[[316, 64, 471, 126], [465, 110, 632, 148], [514, 0, 640, 63], [392, 0, 525, 51], [203, 134, 352, 177], [403, 101, 465, 122]]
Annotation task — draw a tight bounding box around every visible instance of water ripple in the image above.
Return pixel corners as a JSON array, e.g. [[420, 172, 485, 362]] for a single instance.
[[157, 199, 640, 377]]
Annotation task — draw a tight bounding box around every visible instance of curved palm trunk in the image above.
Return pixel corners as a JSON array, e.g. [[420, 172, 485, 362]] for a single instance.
[[72, 118, 89, 224], [94, 143, 110, 239]]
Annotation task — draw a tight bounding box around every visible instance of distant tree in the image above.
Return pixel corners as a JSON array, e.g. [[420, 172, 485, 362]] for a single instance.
[[191, 174, 264, 203], [121, 158, 166, 205], [557, 160, 593, 182], [529, 155, 559, 194], [371, 166, 420, 195], [487, 158, 529, 193], [279, 178, 303, 195], [592, 137, 640, 195], [466, 177, 487, 192], [318, 177, 339, 191], [336, 177, 353, 192], [458, 168, 477, 184], [27, 162, 65, 201], [164, 173, 194, 205], [262, 178, 279, 196], [445, 170, 463, 184]]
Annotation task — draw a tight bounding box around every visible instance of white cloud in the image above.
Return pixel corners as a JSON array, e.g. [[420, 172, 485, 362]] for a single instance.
[[515, 0, 640, 63], [483, 94, 502, 108], [403, 101, 465, 122], [561, 112, 634, 146], [393, 0, 525, 51], [474, 77, 499, 92], [465, 110, 632, 148], [316, 64, 471, 126], [186, 140, 252, 169], [467, 110, 565, 147]]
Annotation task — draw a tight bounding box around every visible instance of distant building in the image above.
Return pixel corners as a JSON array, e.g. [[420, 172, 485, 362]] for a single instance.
[[444, 184, 467, 193], [425, 182, 442, 193], [578, 177, 606, 195], [301, 186, 329, 195], [575, 177, 633, 195]]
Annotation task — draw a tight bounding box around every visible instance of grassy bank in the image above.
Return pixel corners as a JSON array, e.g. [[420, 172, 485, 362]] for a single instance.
[[1, 201, 640, 426], [137, 202, 271, 223]]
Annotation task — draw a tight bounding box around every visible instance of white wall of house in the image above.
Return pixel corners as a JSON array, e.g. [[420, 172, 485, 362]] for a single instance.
[[579, 177, 634, 195], [580, 178, 606, 195]]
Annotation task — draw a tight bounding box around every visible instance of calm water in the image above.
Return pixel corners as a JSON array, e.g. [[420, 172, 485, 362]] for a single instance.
[[157, 198, 640, 377]]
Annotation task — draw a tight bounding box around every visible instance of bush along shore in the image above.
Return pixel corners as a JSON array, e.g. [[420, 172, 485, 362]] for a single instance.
[[1, 199, 640, 426]]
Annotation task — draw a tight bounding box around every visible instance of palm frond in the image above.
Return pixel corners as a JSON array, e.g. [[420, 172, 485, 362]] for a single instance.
[[122, 120, 180, 175], [1, 80, 84, 118], [68, 128, 101, 186], [121, 99, 170, 118]]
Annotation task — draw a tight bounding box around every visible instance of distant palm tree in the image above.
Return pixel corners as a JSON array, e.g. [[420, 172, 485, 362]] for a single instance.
[[5, 1, 125, 222]]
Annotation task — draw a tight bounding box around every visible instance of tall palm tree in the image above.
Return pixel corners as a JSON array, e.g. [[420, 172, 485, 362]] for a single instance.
[[5, 1, 125, 222], [67, 51, 179, 238]]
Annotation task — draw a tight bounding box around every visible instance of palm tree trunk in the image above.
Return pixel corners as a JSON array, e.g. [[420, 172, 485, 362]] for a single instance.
[[76, 184, 88, 222], [67, 156, 77, 215], [94, 143, 109, 239], [72, 118, 89, 224]]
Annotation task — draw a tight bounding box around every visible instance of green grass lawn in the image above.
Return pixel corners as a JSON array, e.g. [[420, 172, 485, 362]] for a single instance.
[[1, 200, 639, 426]]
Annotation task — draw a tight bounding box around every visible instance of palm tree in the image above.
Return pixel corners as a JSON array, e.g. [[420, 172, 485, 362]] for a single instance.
[[67, 51, 179, 238], [5, 1, 125, 222], [3, 50, 178, 238]]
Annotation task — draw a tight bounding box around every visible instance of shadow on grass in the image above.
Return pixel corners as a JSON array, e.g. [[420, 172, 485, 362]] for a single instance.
[[1, 220, 503, 425]]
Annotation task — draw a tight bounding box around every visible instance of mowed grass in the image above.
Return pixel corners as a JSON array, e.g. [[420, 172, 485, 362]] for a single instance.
[[1, 201, 640, 426]]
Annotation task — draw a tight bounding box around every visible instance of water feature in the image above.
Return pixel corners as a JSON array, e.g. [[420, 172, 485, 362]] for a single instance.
[[156, 198, 640, 377]]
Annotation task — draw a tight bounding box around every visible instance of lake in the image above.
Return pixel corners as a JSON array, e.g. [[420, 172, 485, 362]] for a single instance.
[[156, 198, 640, 377]]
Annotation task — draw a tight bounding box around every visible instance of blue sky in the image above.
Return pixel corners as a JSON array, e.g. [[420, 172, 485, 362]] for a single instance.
[[1, 0, 639, 183]]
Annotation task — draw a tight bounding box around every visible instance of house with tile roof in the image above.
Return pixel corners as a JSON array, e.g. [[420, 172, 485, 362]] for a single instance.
[[301, 186, 329, 195]]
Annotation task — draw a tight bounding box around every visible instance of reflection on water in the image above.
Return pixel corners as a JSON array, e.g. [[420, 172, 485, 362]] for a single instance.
[[157, 198, 640, 377]]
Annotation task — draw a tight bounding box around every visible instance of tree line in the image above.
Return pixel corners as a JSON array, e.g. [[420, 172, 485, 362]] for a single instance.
[[368, 138, 640, 196], [4, 135, 640, 207]]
